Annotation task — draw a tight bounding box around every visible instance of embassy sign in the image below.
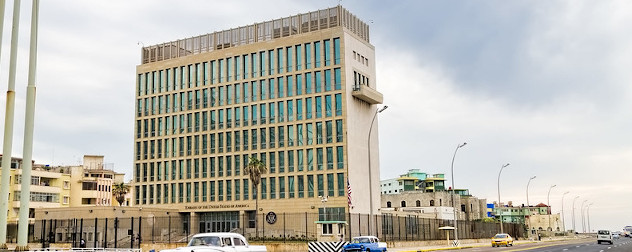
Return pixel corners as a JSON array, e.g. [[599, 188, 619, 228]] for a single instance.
[[184, 204, 250, 210]]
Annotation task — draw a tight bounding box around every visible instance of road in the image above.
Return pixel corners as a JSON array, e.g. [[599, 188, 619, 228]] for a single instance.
[[461, 237, 632, 252]]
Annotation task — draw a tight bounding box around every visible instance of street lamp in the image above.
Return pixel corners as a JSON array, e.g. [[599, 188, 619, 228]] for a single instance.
[[571, 196, 580, 233], [319, 195, 328, 221], [497, 163, 510, 233], [526, 176, 536, 207], [450, 142, 467, 244], [580, 200, 587, 233], [586, 203, 593, 233], [561, 191, 569, 233], [547, 185, 556, 232], [367, 105, 387, 233]]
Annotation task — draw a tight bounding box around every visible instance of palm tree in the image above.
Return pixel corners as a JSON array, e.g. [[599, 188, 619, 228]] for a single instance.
[[112, 182, 130, 206], [243, 156, 267, 234]]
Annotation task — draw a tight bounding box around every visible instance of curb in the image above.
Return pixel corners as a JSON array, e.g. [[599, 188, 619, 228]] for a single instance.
[[396, 237, 581, 252]]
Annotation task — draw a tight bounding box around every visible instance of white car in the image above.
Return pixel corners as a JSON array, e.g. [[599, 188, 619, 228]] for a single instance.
[[597, 230, 613, 245], [160, 233, 267, 252]]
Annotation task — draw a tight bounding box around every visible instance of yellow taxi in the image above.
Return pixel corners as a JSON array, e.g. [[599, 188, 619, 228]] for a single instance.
[[491, 233, 513, 247]]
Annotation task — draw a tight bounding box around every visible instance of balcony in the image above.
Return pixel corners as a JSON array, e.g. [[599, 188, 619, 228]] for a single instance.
[[352, 84, 383, 104]]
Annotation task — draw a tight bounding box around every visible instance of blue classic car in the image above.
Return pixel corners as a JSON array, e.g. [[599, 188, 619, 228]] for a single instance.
[[343, 236, 387, 252]]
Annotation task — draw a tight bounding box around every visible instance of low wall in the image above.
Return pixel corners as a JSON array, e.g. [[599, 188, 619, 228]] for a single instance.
[[387, 238, 490, 248]]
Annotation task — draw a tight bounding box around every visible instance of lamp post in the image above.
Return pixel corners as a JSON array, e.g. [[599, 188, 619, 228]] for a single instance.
[[450, 142, 467, 244], [580, 200, 587, 233], [497, 163, 510, 233], [319, 195, 328, 221], [367, 105, 387, 234], [547, 185, 556, 232], [526, 176, 536, 207], [571, 196, 579, 233], [586, 203, 593, 233], [561, 191, 569, 233]]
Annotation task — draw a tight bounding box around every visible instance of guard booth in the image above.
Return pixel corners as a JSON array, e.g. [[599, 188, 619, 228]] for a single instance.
[[315, 221, 347, 242]]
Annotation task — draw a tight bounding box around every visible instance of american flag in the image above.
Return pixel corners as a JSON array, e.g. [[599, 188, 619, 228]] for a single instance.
[[347, 179, 353, 207]]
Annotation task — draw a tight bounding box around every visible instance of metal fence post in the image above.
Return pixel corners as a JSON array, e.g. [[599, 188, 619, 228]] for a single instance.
[[283, 213, 286, 243], [168, 215, 171, 244], [41, 219, 46, 247], [104, 218, 108, 248], [261, 213, 265, 242], [305, 212, 307, 240], [114, 217, 118, 248], [94, 218, 98, 248], [79, 218, 84, 247], [130, 217, 134, 249], [138, 216, 142, 249]]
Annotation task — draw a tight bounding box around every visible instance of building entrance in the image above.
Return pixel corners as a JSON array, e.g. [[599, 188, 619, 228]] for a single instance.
[[199, 211, 240, 233]]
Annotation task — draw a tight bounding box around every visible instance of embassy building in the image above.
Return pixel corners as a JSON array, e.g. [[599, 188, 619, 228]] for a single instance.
[[133, 6, 384, 234]]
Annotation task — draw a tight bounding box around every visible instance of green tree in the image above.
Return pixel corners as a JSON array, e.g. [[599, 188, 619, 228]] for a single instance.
[[112, 182, 130, 206], [244, 156, 267, 234]]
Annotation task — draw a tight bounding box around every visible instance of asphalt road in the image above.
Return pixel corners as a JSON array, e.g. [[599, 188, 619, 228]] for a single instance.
[[461, 237, 632, 252]]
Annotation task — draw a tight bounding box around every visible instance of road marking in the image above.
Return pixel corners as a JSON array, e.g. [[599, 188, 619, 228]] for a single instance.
[[608, 247, 612, 249], [599, 250, 603, 252], [563, 249, 568, 251]]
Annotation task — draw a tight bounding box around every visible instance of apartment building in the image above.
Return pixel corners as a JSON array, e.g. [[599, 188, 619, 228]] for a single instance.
[[133, 6, 383, 233]]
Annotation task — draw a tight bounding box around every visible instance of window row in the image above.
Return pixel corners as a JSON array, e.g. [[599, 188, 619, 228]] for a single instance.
[[137, 70, 342, 117], [136, 120, 344, 160], [137, 94, 344, 138], [138, 38, 341, 96], [134, 173, 346, 205], [135, 146, 345, 183]]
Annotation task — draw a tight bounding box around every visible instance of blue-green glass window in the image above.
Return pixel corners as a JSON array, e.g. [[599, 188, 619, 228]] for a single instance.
[[297, 123, 304, 146], [202, 157, 208, 177], [335, 93, 342, 116], [202, 89, 208, 108], [327, 147, 334, 170], [288, 176, 294, 198], [219, 86, 225, 106], [269, 102, 276, 124], [326, 121, 333, 143], [219, 59, 225, 83], [235, 83, 242, 104], [306, 98, 313, 119], [337, 173, 344, 196], [277, 77, 284, 98], [210, 61, 216, 84], [317, 174, 323, 197], [260, 51, 266, 77], [315, 71, 322, 93], [202, 181, 207, 201], [226, 155, 232, 176], [287, 100, 294, 122], [227, 57, 233, 82], [260, 80, 267, 100], [297, 149, 304, 171], [195, 63, 200, 87], [334, 68, 341, 90], [261, 178, 267, 199], [171, 160, 177, 180], [194, 182, 199, 202], [305, 72, 312, 94], [269, 151, 276, 173], [317, 148, 323, 170], [324, 40, 331, 66], [203, 62, 209, 85], [235, 107, 241, 127], [307, 148, 314, 171], [235, 155, 240, 176], [327, 173, 334, 197], [235, 56, 241, 80], [307, 175, 314, 197], [316, 122, 323, 144], [337, 146, 344, 169], [210, 110, 216, 130], [295, 44, 302, 70], [218, 109, 224, 129], [336, 119, 343, 142], [314, 41, 321, 68], [296, 74, 303, 95], [260, 128, 266, 149], [288, 125, 294, 147], [210, 88, 216, 107], [278, 102, 285, 123], [278, 151, 285, 173], [251, 129, 257, 150], [178, 183, 183, 203], [305, 43, 312, 69], [243, 179, 249, 200], [243, 83, 249, 103], [251, 81, 258, 101], [334, 38, 340, 65], [277, 48, 283, 73], [188, 65, 194, 88], [325, 69, 332, 92], [186, 182, 191, 202], [226, 180, 232, 201], [269, 177, 276, 199], [288, 150, 295, 172], [260, 104, 266, 124], [218, 180, 224, 201], [279, 176, 285, 199], [287, 75, 294, 97], [268, 50, 274, 75], [296, 99, 303, 120], [186, 159, 191, 179], [278, 126, 285, 147], [227, 85, 233, 105], [244, 54, 250, 79], [306, 123, 313, 145], [193, 158, 199, 178], [298, 175, 304, 198], [218, 156, 223, 177], [269, 78, 276, 99], [180, 66, 186, 89], [243, 130, 248, 150], [316, 96, 322, 118], [325, 95, 332, 117], [286, 46, 293, 72], [210, 181, 216, 201], [251, 53, 258, 77], [235, 179, 240, 200]]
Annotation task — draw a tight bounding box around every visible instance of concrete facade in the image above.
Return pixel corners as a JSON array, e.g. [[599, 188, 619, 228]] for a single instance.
[[380, 191, 487, 221]]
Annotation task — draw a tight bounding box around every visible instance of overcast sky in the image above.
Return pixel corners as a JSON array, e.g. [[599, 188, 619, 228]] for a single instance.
[[0, 0, 629, 232]]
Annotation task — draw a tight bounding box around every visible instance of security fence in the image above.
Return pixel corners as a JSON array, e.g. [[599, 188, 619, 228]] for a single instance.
[[33, 213, 524, 248]]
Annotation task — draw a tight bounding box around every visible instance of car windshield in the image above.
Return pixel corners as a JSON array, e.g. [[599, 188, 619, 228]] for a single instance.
[[188, 236, 221, 246], [352, 237, 371, 243], [493, 234, 508, 239], [598, 230, 610, 235]]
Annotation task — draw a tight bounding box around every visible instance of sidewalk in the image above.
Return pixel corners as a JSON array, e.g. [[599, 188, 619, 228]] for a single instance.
[[388, 236, 582, 252]]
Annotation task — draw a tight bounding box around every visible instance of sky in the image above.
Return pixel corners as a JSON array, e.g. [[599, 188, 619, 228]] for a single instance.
[[0, 0, 629, 232]]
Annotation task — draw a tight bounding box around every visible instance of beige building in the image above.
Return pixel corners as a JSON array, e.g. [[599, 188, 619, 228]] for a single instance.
[[380, 191, 488, 221], [133, 6, 383, 234], [69, 155, 126, 207]]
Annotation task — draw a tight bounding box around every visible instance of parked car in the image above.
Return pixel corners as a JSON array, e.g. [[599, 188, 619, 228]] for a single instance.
[[597, 230, 613, 245], [160, 233, 267, 252], [343, 236, 387, 251], [491, 233, 513, 247]]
